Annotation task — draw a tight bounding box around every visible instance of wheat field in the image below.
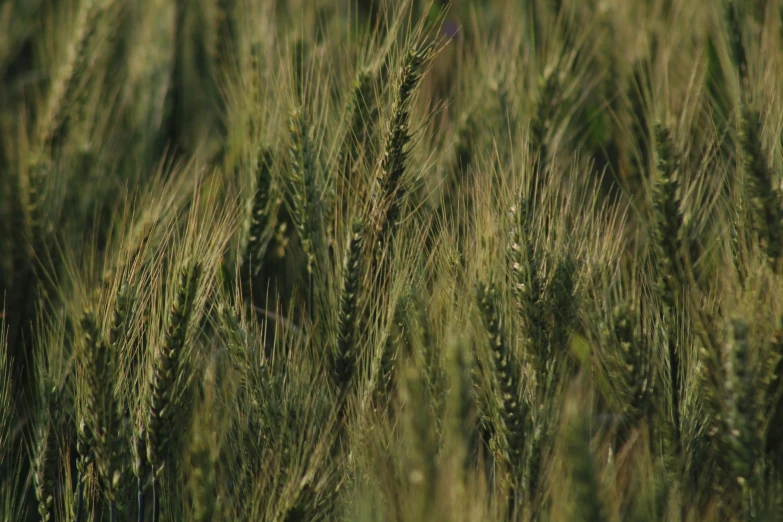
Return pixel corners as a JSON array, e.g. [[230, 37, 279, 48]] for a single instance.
[[2, 0, 783, 521]]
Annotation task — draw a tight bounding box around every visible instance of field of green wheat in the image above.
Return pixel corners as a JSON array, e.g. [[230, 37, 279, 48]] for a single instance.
[[3, 0, 783, 520]]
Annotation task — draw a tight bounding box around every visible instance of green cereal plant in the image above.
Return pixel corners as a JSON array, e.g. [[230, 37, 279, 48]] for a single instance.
[[33, 383, 64, 522], [75, 308, 103, 521], [145, 263, 201, 522], [288, 106, 326, 314], [475, 280, 527, 513], [33, 408, 55, 522], [340, 67, 378, 188], [739, 107, 783, 270], [105, 285, 132, 518], [9, 1, 783, 521], [724, 0, 748, 87], [189, 426, 217, 522], [529, 65, 561, 193], [650, 123, 687, 448], [241, 146, 276, 293], [400, 363, 439, 520], [723, 320, 758, 496], [333, 219, 365, 396], [76, 301, 125, 521], [36, 0, 105, 153], [507, 202, 547, 368], [601, 299, 654, 435], [372, 41, 433, 258]]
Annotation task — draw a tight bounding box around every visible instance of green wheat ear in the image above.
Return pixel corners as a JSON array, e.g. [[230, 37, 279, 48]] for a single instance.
[[739, 107, 783, 270], [75, 307, 105, 504], [146, 263, 202, 472], [723, 319, 758, 494], [651, 123, 686, 308], [475, 281, 526, 507], [333, 219, 365, 395], [724, 0, 748, 86], [650, 122, 686, 448], [103, 285, 131, 509], [507, 203, 546, 366], [288, 107, 326, 277], [340, 67, 378, 185], [241, 146, 276, 288], [529, 65, 561, 191], [34, 386, 61, 522], [373, 41, 433, 255]]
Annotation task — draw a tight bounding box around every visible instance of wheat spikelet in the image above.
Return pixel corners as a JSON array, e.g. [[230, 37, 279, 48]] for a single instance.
[[37, 0, 103, 151], [739, 107, 783, 269], [529, 65, 560, 191], [724, 0, 748, 87], [400, 364, 439, 517], [372, 41, 433, 253], [610, 302, 654, 424], [34, 403, 56, 522], [475, 281, 526, 504], [288, 107, 326, 276], [146, 263, 201, 472], [76, 308, 104, 488], [445, 337, 476, 472], [650, 123, 686, 447], [651, 124, 686, 308], [103, 285, 131, 511], [724, 319, 758, 491], [333, 219, 364, 393], [507, 203, 547, 364], [241, 146, 275, 284], [340, 68, 377, 184]]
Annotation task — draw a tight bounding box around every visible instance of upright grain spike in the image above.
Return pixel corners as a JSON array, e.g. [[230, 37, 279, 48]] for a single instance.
[[650, 123, 686, 448], [529, 65, 561, 193], [724, 319, 759, 496], [476, 281, 526, 510], [37, 0, 104, 151], [104, 285, 132, 518], [340, 68, 378, 185], [241, 147, 276, 286], [145, 263, 201, 501], [34, 387, 60, 522], [507, 203, 547, 366], [739, 107, 783, 270], [75, 308, 105, 520], [373, 41, 433, 254], [288, 107, 326, 277], [724, 0, 748, 87], [333, 219, 365, 394]]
